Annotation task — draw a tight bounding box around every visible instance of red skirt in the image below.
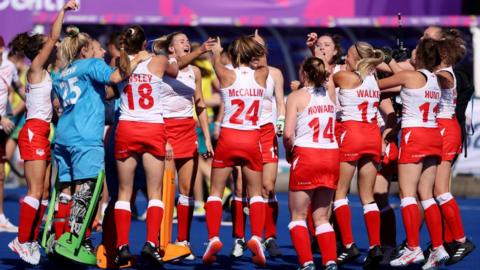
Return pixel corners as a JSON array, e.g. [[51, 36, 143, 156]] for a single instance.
[[289, 147, 339, 191], [164, 118, 198, 159], [399, 127, 442, 164], [339, 121, 382, 163], [115, 120, 166, 159], [18, 119, 51, 161]]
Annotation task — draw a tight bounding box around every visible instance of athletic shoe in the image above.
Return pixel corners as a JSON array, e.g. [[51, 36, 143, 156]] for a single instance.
[[363, 245, 383, 269], [231, 238, 246, 258], [324, 262, 339, 270], [176, 240, 195, 260], [390, 246, 424, 267], [193, 202, 206, 217], [337, 243, 361, 265], [8, 237, 37, 265], [247, 236, 266, 266], [115, 245, 134, 266], [141, 241, 164, 265], [203, 237, 223, 264], [83, 238, 95, 253], [0, 217, 18, 233], [446, 238, 475, 265], [30, 241, 41, 264], [298, 262, 316, 270], [422, 245, 449, 270], [264, 237, 282, 258]]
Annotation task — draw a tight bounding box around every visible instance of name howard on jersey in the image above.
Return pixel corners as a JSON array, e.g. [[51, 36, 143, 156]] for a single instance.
[[307, 104, 335, 115]]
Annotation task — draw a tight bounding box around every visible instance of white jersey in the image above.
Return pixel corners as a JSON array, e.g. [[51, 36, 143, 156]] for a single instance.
[[161, 65, 196, 118], [0, 58, 18, 116], [294, 87, 337, 149], [259, 72, 275, 126], [338, 73, 380, 123], [221, 67, 265, 130], [119, 57, 164, 123], [436, 66, 457, 119], [25, 71, 53, 122], [400, 69, 441, 128]]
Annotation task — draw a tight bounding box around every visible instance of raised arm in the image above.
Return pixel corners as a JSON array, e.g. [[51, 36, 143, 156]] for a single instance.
[[211, 37, 235, 88], [30, 0, 77, 80], [177, 38, 216, 69]]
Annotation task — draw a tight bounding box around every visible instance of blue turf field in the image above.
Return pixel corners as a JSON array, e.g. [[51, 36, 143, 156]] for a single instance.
[[0, 187, 479, 269]]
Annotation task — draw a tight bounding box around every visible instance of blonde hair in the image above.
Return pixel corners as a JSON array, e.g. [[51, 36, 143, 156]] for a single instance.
[[353, 41, 384, 79], [151, 32, 183, 56], [59, 26, 91, 64]]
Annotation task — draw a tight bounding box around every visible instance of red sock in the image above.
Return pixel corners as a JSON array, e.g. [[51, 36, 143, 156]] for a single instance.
[[146, 200, 164, 247], [176, 195, 194, 242], [306, 204, 315, 236], [265, 198, 278, 239], [334, 199, 354, 246], [380, 206, 397, 247], [438, 193, 465, 242], [232, 197, 245, 238], [32, 200, 48, 241], [401, 197, 420, 248], [206, 196, 223, 239], [422, 199, 444, 248], [443, 216, 454, 242], [315, 223, 337, 266], [18, 196, 39, 243], [249, 196, 266, 238], [54, 194, 71, 240], [363, 203, 381, 247], [64, 201, 72, 233], [114, 201, 131, 248], [289, 221, 313, 266]]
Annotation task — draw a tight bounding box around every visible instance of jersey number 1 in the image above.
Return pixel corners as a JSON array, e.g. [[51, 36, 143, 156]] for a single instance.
[[308, 117, 334, 143], [124, 83, 154, 110]]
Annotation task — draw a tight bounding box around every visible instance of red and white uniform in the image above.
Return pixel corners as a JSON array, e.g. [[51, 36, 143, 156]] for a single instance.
[[18, 71, 53, 161], [259, 72, 278, 163], [338, 73, 382, 163], [0, 58, 18, 161], [115, 57, 166, 159], [436, 66, 462, 161], [399, 69, 442, 163], [213, 67, 265, 171], [289, 86, 339, 191], [161, 65, 198, 158]]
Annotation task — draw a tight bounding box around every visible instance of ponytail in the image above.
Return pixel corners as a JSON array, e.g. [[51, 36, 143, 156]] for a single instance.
[[354, 42, 384, 79]]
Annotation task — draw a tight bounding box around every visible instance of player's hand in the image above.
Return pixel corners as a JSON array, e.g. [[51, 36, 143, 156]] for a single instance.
[[133, 50, 151, 63], [165, 142, 174, 161], [63, 0, 79, 11], [1, 117, 14, 134], [211, 37, 223, 55], [213, 122, 221, 140], [290, 80, 301, 91], [202, 139, 214, 159], [306, 32, 318, 49], [276, 115, 285, 137], [201, 38, 216, 53]]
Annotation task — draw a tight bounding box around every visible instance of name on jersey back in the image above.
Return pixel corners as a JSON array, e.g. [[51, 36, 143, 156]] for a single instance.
[[308, 105, 335, 115], [129, 74, 152, 83], [228, 88, 264, 97]]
